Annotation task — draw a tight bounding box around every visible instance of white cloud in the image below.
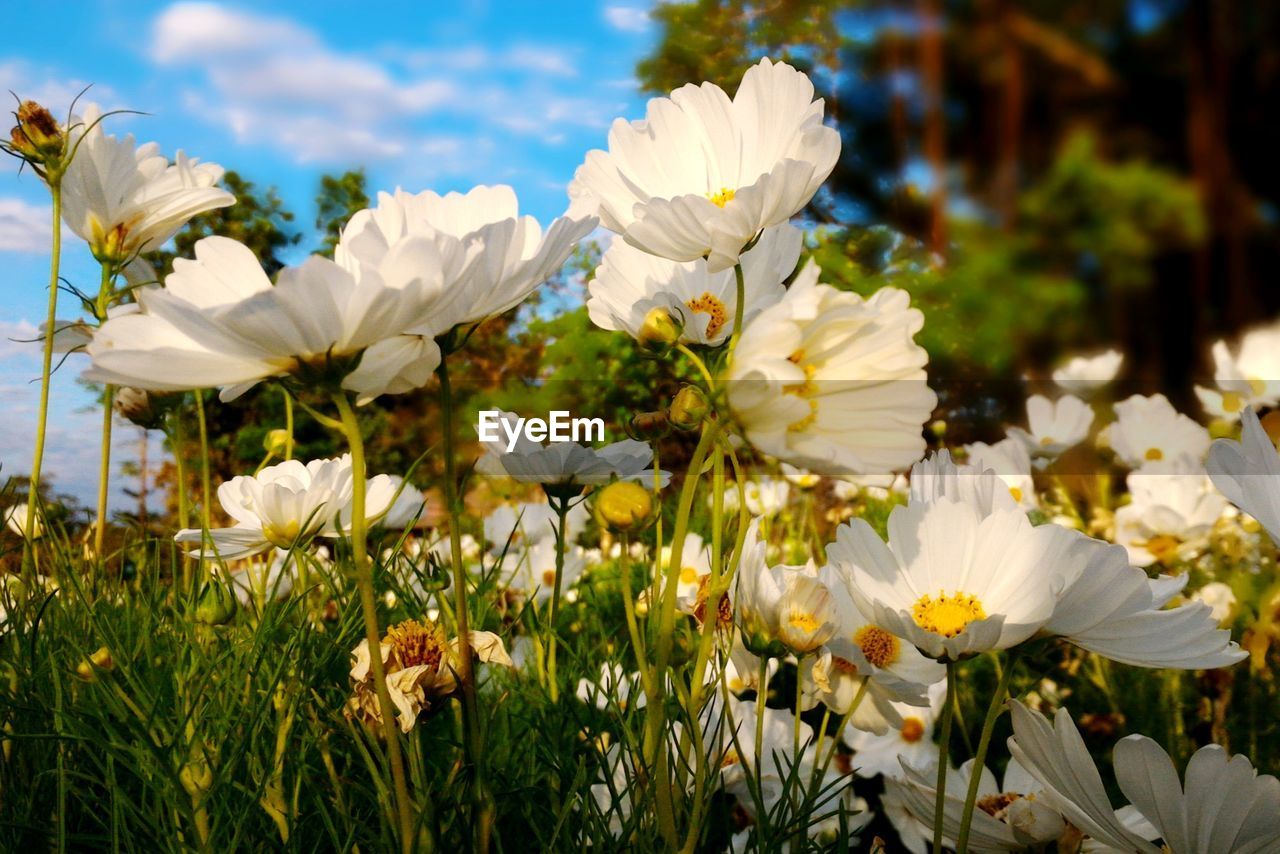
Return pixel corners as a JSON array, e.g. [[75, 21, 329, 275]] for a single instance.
[[604, 5, 651, 33], [0, 59, 120, 114], [0, 197, 55, 253]]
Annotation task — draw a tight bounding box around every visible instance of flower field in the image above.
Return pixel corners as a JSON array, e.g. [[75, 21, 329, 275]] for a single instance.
[[2, 12, 1280, 854]]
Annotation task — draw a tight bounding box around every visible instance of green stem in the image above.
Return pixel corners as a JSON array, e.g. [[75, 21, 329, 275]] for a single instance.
[[933, 661, 957, 854], [545, 497, 571, 702], [170, 411, 192, 591], [434, 357, 489, 851], [94, 385, 114, 569], [617, 534, 652, 696], [754, 655, 769, 784], [282, 387, 294, 461], [956, 653, 1018, 853], [23, 178, 62, 579], [726, 262, 747, 358], [194, 391, 214, 590], [333, 393, 415, 854]]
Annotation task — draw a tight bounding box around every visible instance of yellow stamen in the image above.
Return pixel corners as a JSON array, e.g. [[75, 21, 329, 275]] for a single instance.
[[384, 619, 447, 671], [1009, 486, 1023, 503], [1039, 436, 1056, 447], [542, 569, 558, 587], [1145, 447, 1164, 462], [784, 351, 820, 432], [854, 625, 901, 668], [788, 610, 821, 634], [912, 592, 987, 638], [685, 291, 729, 339], [679, 566, 699, 585], [262, 519, 301, 549], [1221, 391, 1243, 414], [707, 187, 735, 208], [1144, 534, 1181, 563]]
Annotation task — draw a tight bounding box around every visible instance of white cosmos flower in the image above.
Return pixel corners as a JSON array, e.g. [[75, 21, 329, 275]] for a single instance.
[[903, 452, 1244, 669], [1113, 458, 1228, 566], [720, 476, 791, 517], [1106, 394, 1210, 468], [732, 520, 837, 655], [844, 680, 947, 779], [1007, 394, 1094, 461], [587, 223, 799, 346], [334, 185, 594, 397], [1052, 349, 1124, 395], [896, 756, 1067, 851], [708, 693, 815, 817], [62, 104, 234, 264], [1194, 322, 1280, 422], [484, 500, 589, 553], [1007, 702, 1280, 854], [827, 468, 1080, 660], [575, 662, 648, 711], [964, 438, 1038, 510], [503, 539, 588, 604], [4, 504, 42, 540], [726, 264, 936, 475], [85, 236, 447, 402], [570, 58, 840, 273], [1207, 407, 1280, 543], [475, 410, 669, 488], [1193, 581, 1236, 624], [175, 456, 354, 560]]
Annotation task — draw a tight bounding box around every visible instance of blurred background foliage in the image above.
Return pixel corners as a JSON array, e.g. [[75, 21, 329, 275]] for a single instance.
[[118, 0, 1280, 508]]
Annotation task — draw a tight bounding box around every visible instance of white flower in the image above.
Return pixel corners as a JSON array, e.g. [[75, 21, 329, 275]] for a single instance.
[[587, 223, 799, 346], [503, 539, 588, 604], [1007, 702, 1280, 854], [4, 504, 42, 540], [662, 532, 712, 609], [1193, 581, 1236, 624], [844, 681, 947, 778], [1113, 458, 1227, 566], [334, 185, 594, 397], [726, 265, 936, 475], [1195, 323, 1280, 421], [720, 477, 791, 517], [964, 438, 1038, 510], [216, 548, 304, 606], [1052, 349, 1123, 394], [1207, 406, 1280, 543], [780, 463, 822, 489], [575, 662, 648, 711], [484, 500, 588, 553], [827, 463, 1080, 660], [1106, 394, 1210, 468], [570, 58, 840, 272], [1006, 394, 1093, 460], [85, 236, 448, 402], [475, 410, 669, 488], [732, 520, 835, 655], [708, 694, 815, 818], [896, 756, 1067, 850], [175, 456, 354, 560], [61, 104, 234, 263]]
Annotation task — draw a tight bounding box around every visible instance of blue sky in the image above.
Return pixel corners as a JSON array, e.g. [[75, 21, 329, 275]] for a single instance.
[[0, 0, 657, 507]]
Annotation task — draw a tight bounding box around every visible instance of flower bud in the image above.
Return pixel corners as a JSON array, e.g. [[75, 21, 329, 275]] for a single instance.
[[626, 410, 670, 442], [929, 419, 947, 440], [75, 645, 115, 681], [113, 387, 167, 430], [668, 385, 710, 431], [595, 481, 655, 533], [637, 306, 682, 355], [8, 100, 64, 165], [195, 581, 237, 625], [263, 429, 291, 456]]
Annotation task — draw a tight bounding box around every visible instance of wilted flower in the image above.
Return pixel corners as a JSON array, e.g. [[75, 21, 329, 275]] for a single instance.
[[346, 619, 512, 733], [587, 224, 799, 346], [1105, 394, 1210, 468], [7, 100, 65, 167], [61, 104, 233, 265], [725, 265, 935, 476]]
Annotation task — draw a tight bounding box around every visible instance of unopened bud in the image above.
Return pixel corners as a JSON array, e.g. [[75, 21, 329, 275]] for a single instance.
[[8, 100, 64, 165], [595, 481, 655, 533], [668, 385, 710, 431], [195, 581, 237, 625], [626, 410, 670, 442], [75, 645, 114, 681], [92, 222, 133, 266], [929, 419, 947, 440], [637, 307, 682, 355], [113, 387, 167, 430], [264, 429, 291, 456]]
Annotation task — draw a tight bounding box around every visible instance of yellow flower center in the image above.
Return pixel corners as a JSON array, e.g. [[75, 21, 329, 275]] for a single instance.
[[1039, 436, 1055, 447], [831, 656, 860, 675], [1144, 534, 1181, 563], [854, 625, 901, 668], [262, 518, 301, 549], [707, 187, 736, 208], [1249, 377, 1267, 397], [1145, 447, 1164, 462], [788, 610, 822, 634], [1222, 391, 1243, 414], [1009, 486, 1023, 503], [384, 619, 447, 672], [542, 569, 558, 587], [900, 717, 925, 743], [679, 566, 699, 585], [784, 350, 820, 432], [685, 291, 729, 339], [912, 592, 987, 638]]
